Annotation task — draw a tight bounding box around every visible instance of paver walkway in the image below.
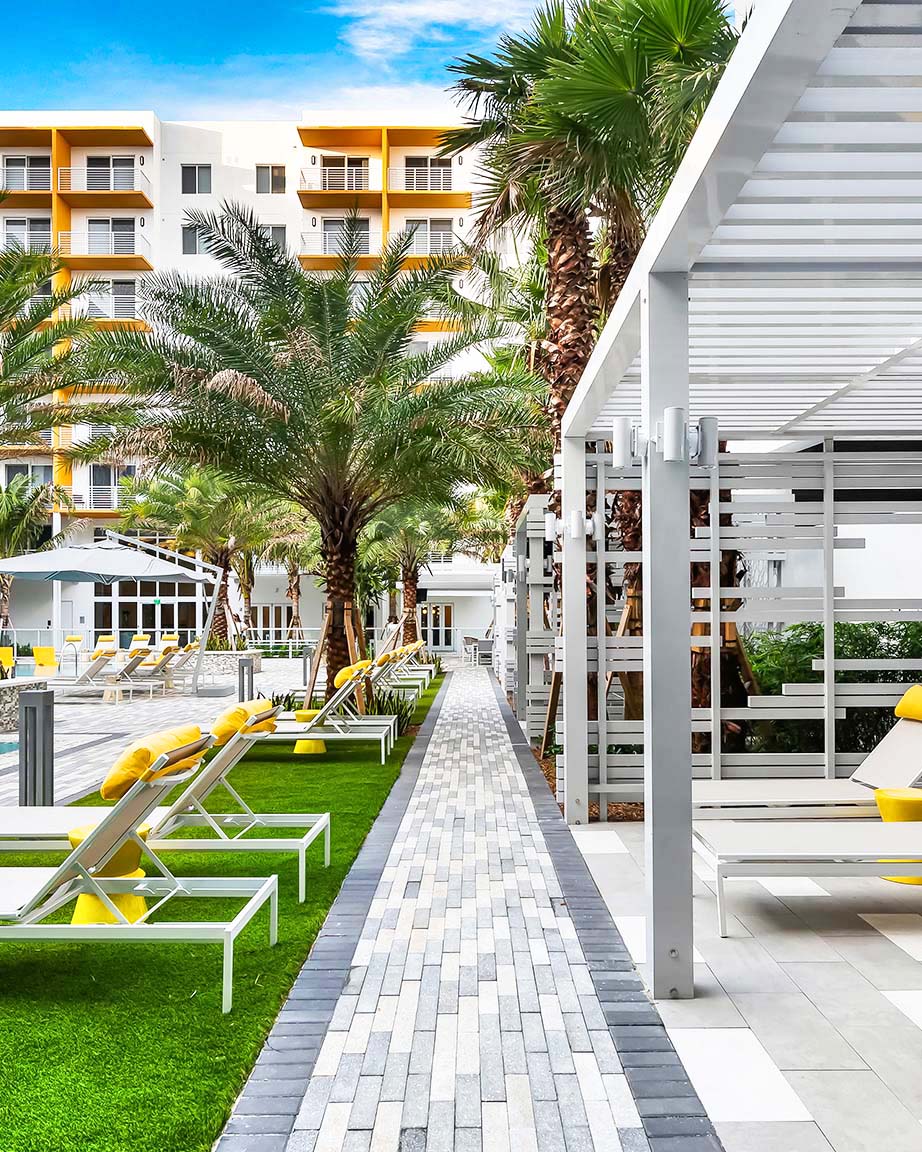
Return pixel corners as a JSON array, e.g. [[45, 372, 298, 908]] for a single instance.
[[238, 667, 714, 1152]]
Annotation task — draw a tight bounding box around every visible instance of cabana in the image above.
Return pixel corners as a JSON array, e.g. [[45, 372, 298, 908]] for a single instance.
[[0, 533, 219, 694], [557, 0, 922, 998]]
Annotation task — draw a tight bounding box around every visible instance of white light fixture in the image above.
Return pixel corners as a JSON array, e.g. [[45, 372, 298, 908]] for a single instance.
[[544, 512, 558, 542], [696, 416, 719, 468], [612, 416, 633, 469], [663, 406, 687, 463]]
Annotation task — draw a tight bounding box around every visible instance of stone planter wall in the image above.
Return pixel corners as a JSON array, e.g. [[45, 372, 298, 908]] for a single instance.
[[0, 678, 48, 732], [199, 650, 263, 678]]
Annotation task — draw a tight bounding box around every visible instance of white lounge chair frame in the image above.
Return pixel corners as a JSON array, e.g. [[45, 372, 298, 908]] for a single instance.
[[694, 819, 922, 938], [278, 669, 398, 763], [0, 735, 278, 1012], [0, 708, 331, 903]]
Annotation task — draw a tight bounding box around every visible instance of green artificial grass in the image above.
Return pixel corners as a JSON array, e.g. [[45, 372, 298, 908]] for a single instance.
[[0, 677, 443, 1152]]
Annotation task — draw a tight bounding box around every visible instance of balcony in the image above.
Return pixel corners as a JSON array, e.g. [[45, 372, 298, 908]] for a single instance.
[[298, 165, 380, 208], [299, 229, 382, 270], [387, 166, 470, 208], [57, 165, 152, 208], [0, 162, 52, 209], [57, 230, 152, 271]]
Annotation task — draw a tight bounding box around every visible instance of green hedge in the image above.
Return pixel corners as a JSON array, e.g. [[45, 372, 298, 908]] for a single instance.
[[744, 622, 922, 753]]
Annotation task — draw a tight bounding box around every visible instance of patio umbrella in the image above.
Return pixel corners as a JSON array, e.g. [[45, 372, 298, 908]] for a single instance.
[[0, 540, 212, 584]]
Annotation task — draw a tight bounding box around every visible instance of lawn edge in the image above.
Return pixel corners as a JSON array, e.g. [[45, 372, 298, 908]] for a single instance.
[[214, 671, 452, 1152]]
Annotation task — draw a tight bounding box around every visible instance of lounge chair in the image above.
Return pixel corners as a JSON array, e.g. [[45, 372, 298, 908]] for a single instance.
[[128, 646, 180, 687], [693, 685, 922, 932], [0, 703, 331, 903], [32, 646, 58, 676], [0, 727, 278, 1012], [691, 685, 922, 819], [276, 666, 397, 764], [61, 651, 158, 701], [57, 650, 118, 691], [90, 634, 117, 661]]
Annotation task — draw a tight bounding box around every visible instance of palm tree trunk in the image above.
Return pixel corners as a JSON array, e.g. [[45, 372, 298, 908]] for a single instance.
[[545, 205, 599, 456], [208, 548, 231, 643], [402, 565, 419, 643], [387, 587, 398, 624], [286, 561, 303, 639], [240, 584, 253, 632], [321, 517, 358, 699], [0, 574, 12, 631]]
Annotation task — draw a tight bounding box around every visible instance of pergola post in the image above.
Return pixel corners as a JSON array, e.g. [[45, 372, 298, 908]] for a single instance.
[[561, 435, 589, 824], [641, 271, 694, 999]]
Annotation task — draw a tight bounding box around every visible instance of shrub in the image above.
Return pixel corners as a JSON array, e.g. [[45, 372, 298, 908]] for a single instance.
[[744, 622, 922, 753], [366, 688, 416, 736]]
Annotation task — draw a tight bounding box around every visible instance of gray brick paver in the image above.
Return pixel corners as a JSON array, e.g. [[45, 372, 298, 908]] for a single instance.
[[249, 668, 718, 1152]]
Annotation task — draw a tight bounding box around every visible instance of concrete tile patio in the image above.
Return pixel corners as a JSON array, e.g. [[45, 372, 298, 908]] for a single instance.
[[579, 819, 922, 1152]]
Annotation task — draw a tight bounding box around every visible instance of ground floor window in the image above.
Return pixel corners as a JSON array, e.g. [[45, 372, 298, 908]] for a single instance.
[[250, 603, 294, 641], [420, 601, 454, 651]]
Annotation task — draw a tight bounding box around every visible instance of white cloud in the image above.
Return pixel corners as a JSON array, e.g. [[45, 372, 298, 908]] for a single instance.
[[303, 84, 459, 125], [329, 0, 535, 60]]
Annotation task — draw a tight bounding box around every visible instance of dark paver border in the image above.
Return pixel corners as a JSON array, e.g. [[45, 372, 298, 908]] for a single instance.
[[490, 676, 725, 1152], [215, 672, 452, 1152]]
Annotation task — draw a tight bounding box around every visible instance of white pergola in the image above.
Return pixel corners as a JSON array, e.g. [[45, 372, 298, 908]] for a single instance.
[[560, 0, 922, 999]]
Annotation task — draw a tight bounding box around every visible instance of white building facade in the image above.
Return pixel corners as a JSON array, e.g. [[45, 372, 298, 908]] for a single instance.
[[0, 110, 498, 650]]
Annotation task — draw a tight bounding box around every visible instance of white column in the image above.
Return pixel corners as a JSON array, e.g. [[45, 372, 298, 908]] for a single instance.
[[822, 439, 836, 779], [561, 435, 589, 824], [641, 271, 694, 999]]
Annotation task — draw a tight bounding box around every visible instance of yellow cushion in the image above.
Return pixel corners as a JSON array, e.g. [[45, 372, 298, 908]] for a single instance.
[[100, 725, 203, 801], [895, 686, 922, 721], [33, 646, 57, 668], [0, 647, 12, 670], [210, 699, 277, 746], [333, 664, 358, 690]]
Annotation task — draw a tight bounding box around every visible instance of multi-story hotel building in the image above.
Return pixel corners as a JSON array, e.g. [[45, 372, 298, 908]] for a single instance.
[[0, 110, 497, 652]]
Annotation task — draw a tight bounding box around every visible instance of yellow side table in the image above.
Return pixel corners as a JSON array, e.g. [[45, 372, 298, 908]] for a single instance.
[[69, 822, 151, 923], [875, 788, 922, 884], [293, 709, 326, 755]]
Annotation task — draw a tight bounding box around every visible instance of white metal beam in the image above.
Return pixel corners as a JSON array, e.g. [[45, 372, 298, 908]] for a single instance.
[[561, 436, 589, 824]]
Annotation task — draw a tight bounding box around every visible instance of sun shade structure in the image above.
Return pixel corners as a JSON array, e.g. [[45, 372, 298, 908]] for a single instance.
[[0, 539, 212, 585], [556, 0, 922, 1002]]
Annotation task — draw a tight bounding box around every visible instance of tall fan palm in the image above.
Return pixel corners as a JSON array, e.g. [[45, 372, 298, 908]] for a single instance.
[[444, 0, 736, 450], [87, 205, 543, 688], [0, 475, 77, 634]]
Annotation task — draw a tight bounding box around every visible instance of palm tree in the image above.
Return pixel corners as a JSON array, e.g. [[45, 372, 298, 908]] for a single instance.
[[86, 205, 542, 689], [117, 467, 291, 643], [0, 244, 107, 446], [443, 0, 736, 451], [0, 475, 77, 635]]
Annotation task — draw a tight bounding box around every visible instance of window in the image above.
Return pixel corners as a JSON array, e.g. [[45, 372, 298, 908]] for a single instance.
[[88, 217, 135, 255], [86, 156, 136, 191], [181, 164, 212, 194], [182, 225, 206, 255], [323, 217, 370, 255], [88, 280, 136, 320], [405, 218, 453, 254], [4, 463, 52, 486], [321, 156, 369, 191], [269, 225, 286, 249], [3, 217, 51, 252], [256, 164, 285, 194], [2, 155, 51, 192], [405, 156, 452, 191]]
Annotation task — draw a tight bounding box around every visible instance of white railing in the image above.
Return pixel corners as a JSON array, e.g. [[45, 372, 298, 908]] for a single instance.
[[426, 550, 455, 564], [388, 228, 461, 256], [88, 486, 121, 510], [388, 167, 453, 192], [58, 231, 150, 259], [3, 232, 51, 253], [1, 165, 51, 192], [300, 167, 373, 192], [300, 230, 382, 256], [58, 166, 151, 196], [86, 291, 138, 320]]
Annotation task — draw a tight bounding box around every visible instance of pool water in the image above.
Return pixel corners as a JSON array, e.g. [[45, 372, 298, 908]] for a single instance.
[[0, 741, 18, 755]]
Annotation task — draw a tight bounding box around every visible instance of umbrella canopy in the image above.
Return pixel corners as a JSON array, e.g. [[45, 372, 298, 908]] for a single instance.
[[0, 540, 213, 585]]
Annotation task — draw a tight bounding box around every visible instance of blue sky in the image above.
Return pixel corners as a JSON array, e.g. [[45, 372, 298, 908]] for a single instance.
[[2, 0, 537, 120]]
